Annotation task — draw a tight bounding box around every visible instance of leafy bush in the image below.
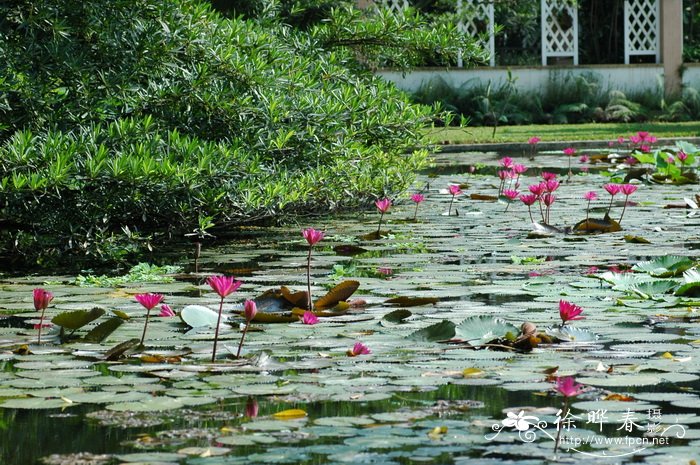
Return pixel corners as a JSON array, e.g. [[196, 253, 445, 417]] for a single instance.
[[0, 0, 482, 267]]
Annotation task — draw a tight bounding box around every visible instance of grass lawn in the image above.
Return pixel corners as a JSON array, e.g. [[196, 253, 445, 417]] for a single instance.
[[423, 121, 700, 145]]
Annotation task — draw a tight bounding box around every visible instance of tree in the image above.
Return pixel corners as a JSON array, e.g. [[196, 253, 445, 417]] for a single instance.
[[0, 0, 485, 266]]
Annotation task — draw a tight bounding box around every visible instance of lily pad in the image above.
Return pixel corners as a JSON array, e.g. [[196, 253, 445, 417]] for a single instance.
[[407, 320, 456, 342], [454, 316, 519, 345], [180, 305, 220, 328], [52, 308, 105, 330], [633, 256, 695, 277]]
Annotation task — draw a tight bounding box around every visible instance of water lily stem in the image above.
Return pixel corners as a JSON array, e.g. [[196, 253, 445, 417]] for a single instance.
[[606, 196, 614, 216], [211, 296, 224, 362], [618, 195, 629, 223], [527, 206, 534, 223], [553, 397, 570, 455], [376, 212, 384, 235], [413, 203, 419, 221], [236, 321, 250, 358], [585, 199, 591, 223], [448, 195, 455, 216], [37, 308, 46, 344], [139, 307, 152, 347], [306, 246, 313, 310]]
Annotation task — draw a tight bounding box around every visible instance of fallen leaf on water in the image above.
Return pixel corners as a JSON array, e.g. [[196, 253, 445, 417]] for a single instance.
[[272, 409, 307, 420], [462, 367, 485, 378]]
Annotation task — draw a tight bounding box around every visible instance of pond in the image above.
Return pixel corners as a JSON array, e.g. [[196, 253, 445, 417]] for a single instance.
[[1, 146, 700, 465]]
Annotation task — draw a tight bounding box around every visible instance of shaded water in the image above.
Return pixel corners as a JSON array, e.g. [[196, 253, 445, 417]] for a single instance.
[[1, 150, 700, 464]]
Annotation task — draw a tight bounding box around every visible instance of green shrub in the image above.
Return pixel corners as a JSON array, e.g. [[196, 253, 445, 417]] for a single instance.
[[0, 0, 481, 267]]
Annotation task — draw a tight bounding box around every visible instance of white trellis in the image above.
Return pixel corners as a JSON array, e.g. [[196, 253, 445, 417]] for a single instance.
[[378, 0, 494, 67], [624, 0, 660, 64], [540, 0, 579, 65], [379, 0, 409, 13], [456, 0, 495, 67]]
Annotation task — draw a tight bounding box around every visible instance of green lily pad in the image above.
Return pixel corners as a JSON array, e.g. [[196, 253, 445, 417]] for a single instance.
[[633, 256, 695, 277], [52, 308, 106, 330], [407, 320, 456, 342], [454, 316, 519, 345]]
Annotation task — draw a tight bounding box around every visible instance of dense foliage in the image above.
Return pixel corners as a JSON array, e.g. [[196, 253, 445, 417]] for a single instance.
[[0, 0, 484, 266], [413, 73, 700, 128]]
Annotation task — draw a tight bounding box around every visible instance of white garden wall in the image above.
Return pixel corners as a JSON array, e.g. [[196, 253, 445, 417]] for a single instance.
[[379, 65, 670, 96]]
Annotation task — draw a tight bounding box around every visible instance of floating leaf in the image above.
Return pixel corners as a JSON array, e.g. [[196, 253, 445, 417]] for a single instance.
[[572, 215, 622, 234], [272, 409, 307, 420], [386, 296, 439, 307], [629, 280, 678, 299], [470, 193, 498, 201], [454, 316, 519, 345], [408, 320, 456, 342], [281, 286, 309, 309], [253, 288, 294, 313], [180, 305, 220, 328], [247, 311, 297, 323], [52, 308, 105, 330], [545, 325, 599, 343], [104, 338, 141, 361], [382, 309, 412, 323], [83, 317, 124, 343], [333, 245, 368, 256], [633, 256, 695, 277], [624, 235, 651, 244], [462, 368, 485, 378], [314, 280, 360, 310], [675, 269, 700, 296]]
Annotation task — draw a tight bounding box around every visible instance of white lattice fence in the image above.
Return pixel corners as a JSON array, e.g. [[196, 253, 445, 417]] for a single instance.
[[624, 0, 659, 64], [379, 0, 409, 13], [378, 0, 494, 67], [456, 0, 495, 67], [540, 0, 578, 65]]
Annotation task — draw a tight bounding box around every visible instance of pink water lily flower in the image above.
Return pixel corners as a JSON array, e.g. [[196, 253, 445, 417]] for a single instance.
[[33, 288, 54, 343], [236, 300, 258, 359], [579, 155, 589, 163], [347, 342, 371, 356], [583, 191, 598, 201], [503, 189, 519, 201], [207, 275, 242, 298], [301, 311, 319, 325], [528, 137, 541, 145], [207, 275, 242, 362], [513, 164, 527, 175], [159, 304, 176, 317], [541, 171, 557, 181], [411, 193, 425, 220], [559, 300, 584, 325], [135, 293, 164, 310], [135, 293, 165, 346], [33, 288, 54, 311], [448, 184, 462, 196], [243, 300, 257, 322], [302, 228, 325, 246], [545, 179, 560, 192], [375, 198, 392, 213], [678, 151, 688, 163], [542, 193, 556, 206], [528, 183, 546, 197], [604, 184, 621, 196], [563, 147, 576, 156], [620, 184, 638, 196], [629, 135, 642, 144], [520, 194, 537, 206], [637, 131, 649, 140], [499, 157, 514, 168], [555, 376, 586, 397]]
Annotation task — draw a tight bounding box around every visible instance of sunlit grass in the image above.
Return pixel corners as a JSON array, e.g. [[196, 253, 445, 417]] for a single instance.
[[423, 122, 700, 145]]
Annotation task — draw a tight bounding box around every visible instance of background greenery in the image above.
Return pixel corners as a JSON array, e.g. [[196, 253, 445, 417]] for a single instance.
[[0, 0, 484, 267]]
